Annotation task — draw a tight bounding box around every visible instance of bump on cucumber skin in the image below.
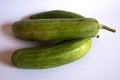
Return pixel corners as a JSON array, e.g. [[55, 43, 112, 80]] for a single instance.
[[12, 38, 91, 69], [12, 18, 100, 41], [29, 10, 85, 19]]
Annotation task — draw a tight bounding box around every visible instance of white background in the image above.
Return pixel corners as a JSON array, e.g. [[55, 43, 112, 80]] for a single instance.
[[0, 0, 120, 80]]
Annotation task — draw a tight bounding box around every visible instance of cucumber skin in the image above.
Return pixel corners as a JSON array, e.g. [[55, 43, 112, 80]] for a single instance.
[[12, 11, 91, 69], [12, 18, 100, 41], [12, 38, 91, 69], [29, 10, 85, 19]]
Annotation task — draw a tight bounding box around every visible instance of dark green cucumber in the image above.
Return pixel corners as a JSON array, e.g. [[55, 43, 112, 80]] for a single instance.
[[12, 38, 91, 69], [29, 10, 85, 19], [12, 18, 115, 41]]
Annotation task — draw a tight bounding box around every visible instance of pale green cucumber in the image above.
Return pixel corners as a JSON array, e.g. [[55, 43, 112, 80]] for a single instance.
[[11, 18, 99, 41], [12, 38, 91, 69], [12, 18, 115, 41]]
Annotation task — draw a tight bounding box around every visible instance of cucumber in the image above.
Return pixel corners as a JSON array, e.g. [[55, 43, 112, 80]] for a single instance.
[[11, 10, 91, 69], [12, 38, 91, 69], [12, 18, 115, 41], [29, 10, 85, 19]]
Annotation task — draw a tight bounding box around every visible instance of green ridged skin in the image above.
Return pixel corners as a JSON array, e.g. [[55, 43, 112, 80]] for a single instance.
[[29, 10, 85, 19], [12, 38, 91, 69], [12, 18, 100, 41]]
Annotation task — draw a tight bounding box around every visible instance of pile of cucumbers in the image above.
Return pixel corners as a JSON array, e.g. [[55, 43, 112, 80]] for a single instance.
[[11, 10, 116, 69]]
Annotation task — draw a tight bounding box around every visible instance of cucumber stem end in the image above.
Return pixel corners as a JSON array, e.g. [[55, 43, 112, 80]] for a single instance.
[[101, 24, 116, 33]]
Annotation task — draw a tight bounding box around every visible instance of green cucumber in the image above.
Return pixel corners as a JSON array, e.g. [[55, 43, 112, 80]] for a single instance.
[[12, 18, 115, 41], [29, 10, 85, 19], [12, 10, 91, 68], [12, 38, 91, 69]]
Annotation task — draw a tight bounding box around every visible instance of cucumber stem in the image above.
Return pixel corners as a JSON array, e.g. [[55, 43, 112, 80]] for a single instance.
[[101, 24, 116, 33]]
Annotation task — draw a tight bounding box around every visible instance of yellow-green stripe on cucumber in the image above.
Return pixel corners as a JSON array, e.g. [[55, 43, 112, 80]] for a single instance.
[[12, 18, 115, 41], [12, 38, 91, 69], [29, 10, 85, 19]]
